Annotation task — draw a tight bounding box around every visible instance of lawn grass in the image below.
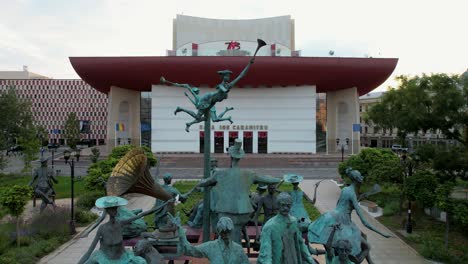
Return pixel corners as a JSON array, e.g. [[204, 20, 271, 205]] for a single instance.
[[378, 207, 468, 263], [0, 173, 85, 199], [0, 173, 86, 219], [144, 180, 321, 227]]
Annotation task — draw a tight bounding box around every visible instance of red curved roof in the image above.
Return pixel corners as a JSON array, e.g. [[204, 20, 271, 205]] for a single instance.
[[69, 56, 397, 95]]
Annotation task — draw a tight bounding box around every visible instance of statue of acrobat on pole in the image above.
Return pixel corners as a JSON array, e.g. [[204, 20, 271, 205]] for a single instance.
[[160, 39, 267, 132]]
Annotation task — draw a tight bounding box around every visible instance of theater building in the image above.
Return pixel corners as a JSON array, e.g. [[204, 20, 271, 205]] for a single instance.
[[70, 15, 397, 154]]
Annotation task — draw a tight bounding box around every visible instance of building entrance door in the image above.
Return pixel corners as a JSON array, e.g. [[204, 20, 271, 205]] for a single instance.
[[214, 131, 224, 153], [258, 131, 268, 153], [229, 131, 239, 148], [199, 131, 205, 153], [243, 131, 253, 153]]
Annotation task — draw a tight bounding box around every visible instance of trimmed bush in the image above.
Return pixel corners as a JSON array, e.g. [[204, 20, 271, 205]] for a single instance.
[[28, 207, 69, 239], [76, 191, 104, 210], [75, 208, 98, 224], [383, 200, 400, 216]]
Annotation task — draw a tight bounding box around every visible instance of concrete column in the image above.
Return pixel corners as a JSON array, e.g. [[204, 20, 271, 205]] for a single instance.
[[223, 131, 229, 153], [106, 86, 141, 152], [253, 131, 258, 154], [326, 87, 360, 153]]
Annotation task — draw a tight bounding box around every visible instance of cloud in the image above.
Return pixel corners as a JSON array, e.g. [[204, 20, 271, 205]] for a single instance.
[[0, 0, 466, 86]]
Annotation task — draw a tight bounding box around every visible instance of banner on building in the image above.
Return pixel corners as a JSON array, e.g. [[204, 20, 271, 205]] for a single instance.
[[80, 120, 91, 133], [352, 123, 361, 132]]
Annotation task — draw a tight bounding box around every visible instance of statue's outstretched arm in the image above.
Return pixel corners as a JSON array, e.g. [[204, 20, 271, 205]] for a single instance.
[[121, 200, 171, 225], [253, 173, 281, 184], [352, 194, 391, 238], [228, 58, 254, 88], [78, 227, 101, 264], [195, 176, 217, 188]]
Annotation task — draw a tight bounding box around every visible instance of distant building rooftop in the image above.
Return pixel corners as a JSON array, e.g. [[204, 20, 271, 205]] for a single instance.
[[359, 91, 385, 100], [0, 66, 50, 79]]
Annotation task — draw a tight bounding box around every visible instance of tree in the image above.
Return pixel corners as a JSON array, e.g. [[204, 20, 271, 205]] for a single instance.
[[0, 87, 43, 170], [366, 73, 467, 146], [0, 87, 34, 149], [413, 144, 468, 249], [0, 185, 33, 247], [64, 112, 80, 150]]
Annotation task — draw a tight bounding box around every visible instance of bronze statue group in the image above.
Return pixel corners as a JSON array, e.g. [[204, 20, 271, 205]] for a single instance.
[[77, 145, 390, 264], [77, 43, 390, 263]]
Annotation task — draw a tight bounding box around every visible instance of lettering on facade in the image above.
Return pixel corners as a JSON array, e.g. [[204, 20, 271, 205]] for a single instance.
[[225, 41, 241, 50], [199, 124, 268, 130]]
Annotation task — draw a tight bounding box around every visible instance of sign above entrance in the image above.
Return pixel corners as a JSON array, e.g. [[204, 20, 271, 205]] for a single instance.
[[225, 41, 241, 50], [199, 124, 269, 130]]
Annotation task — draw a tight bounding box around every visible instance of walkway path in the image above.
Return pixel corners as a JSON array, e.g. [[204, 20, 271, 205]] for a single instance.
[[301, 179, 429, 264]]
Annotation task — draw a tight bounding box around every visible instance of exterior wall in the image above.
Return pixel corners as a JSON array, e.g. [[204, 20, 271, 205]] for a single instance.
[[151, 85, 316, 153], [326, 87, 360, 153], [359, 92, 451, 150], [176, 40, 277, 56], [0, 79, 108, 145], [106, 86, 141, 149], [173, 15, 294, 49]]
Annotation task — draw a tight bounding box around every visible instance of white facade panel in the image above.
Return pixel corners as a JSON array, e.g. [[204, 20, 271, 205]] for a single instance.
[[151, 84, 316, 153], [174, 15, 293, 49]]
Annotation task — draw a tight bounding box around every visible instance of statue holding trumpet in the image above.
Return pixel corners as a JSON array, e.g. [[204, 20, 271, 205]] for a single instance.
[[160, 38, 267, 132]]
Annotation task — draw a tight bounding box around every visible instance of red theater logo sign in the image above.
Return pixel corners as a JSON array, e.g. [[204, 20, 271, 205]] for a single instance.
[[225, 41, 240, 50]]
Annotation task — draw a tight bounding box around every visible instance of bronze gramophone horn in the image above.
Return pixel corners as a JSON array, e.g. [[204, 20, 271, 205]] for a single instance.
[[106, 148, 172, 201]]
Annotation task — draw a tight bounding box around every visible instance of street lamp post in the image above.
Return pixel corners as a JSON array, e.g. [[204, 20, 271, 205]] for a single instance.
[[336, 138, 350, 162], [401, 151, 413, 234], [51, 149, 55, 170], [63, 150, 78, 235]]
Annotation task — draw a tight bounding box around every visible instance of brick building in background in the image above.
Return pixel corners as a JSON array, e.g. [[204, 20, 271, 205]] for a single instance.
[[0, 68, 108, 146]]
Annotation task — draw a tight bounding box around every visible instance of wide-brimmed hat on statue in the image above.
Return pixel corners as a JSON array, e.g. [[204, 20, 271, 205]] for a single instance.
[[228, 139, 245, 159], [217, 70, 233, 76], [95, 196, 128, 209], [257, 183, 268, 190], [163, 173, 173, 180], [283, 173, 304, 184]]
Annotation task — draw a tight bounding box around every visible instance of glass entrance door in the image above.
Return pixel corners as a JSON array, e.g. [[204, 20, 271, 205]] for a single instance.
[[258, 131, 268, 153], [214, 131, 224, 153], [243, 131, 253, 153]]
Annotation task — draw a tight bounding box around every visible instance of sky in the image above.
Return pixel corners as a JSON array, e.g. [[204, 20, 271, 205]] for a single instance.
[[0, 0, 467, 92]]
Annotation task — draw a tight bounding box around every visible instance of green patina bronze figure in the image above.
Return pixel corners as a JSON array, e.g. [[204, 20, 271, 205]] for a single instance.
[[250, 183, 268, 215], [195, 139, 280, 243], [254, 183, 279, 225], [174, 215, 250, 264], [115, 207, 147, 239], [308, 168, 391, 263], [161, 57, 254, 132], [323, 223, 362, 264], [78, 196, 168, 264], [153, 173, 187, 230], [29, 158, 57, 213], [257, 192, 315, 264], [133, 238, 164, 264], [284, 174, 323, 232]]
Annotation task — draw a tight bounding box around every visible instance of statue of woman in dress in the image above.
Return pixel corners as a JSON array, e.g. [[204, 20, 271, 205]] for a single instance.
[[308, 168, 391, 263], [78, 196, 168, 264]]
